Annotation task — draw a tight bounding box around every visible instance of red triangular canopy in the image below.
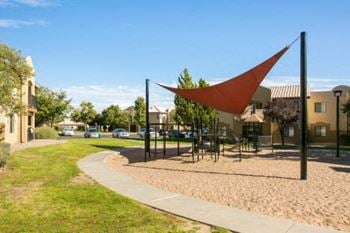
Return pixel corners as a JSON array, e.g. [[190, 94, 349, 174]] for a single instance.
[[158, 46, 289, 114]]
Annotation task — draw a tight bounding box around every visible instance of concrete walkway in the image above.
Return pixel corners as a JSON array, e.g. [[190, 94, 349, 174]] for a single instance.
[[78, 149, 344, 233]]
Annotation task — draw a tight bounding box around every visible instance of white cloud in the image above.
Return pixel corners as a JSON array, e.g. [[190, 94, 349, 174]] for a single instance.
[[60, 75, 350, 113], [0, 0, 58, 7], [62, 84, 175, 113], [0, 19, 47, 28], [262, 76, 350, 91]]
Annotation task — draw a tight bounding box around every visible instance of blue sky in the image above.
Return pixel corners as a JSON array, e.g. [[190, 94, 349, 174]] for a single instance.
[[1, 0, 350, 111]]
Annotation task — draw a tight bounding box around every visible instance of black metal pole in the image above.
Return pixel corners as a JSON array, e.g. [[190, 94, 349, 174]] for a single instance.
[[300, 31, 308, 180], [336, 95, 340, 158], [145, 79, 150, 161]]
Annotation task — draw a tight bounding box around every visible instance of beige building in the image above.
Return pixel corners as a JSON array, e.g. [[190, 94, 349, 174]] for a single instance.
[[149, 84, 350, 145], [217, 86, 271, 140], [0, 57, 36, 144], [308, 85, 350, 143], [149, 106, 169, 130]]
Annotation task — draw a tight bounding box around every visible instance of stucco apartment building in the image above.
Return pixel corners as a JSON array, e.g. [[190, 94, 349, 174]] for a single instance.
[[149, 84, 349, 145], [0, 57, 36, 144], [308, 85, 350, 143], [218, 84, 349, 145]]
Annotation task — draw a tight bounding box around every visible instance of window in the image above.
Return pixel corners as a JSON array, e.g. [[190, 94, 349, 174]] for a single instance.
[[314, 102, 326, 113], [28, 115, 32, 126], [284, 126, 294, 137], [315, 126, 326, 137], [9, 115, 15, 133]]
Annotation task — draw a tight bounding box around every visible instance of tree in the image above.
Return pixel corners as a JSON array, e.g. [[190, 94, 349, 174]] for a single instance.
[[192, 78, 217, 130], [343, 100, 350, 116], [134, 97, 146, 128], [174, 69, 217, 130], [264, 99, 299, 146], [35, 86, 71, 127], [174, 68, 195, 124], [0, 43, 32, 114], [101, 105, 128, 130], [71, 101, 97, 126]]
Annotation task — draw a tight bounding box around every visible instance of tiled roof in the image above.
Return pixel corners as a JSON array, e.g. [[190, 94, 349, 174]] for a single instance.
[[271, 85, 310, 99]]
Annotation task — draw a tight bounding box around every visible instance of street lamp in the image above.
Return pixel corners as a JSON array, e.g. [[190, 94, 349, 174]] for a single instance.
[[333, 89, 343, 157]]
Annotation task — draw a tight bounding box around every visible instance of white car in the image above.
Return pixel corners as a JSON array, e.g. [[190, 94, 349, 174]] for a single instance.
[[112, 128, 129, 138], [62, 128, 74, 136], [84, 128, 101, 138], [138, 128, 159, 138]]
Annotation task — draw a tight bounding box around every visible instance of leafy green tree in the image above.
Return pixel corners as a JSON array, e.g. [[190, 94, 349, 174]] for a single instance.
[[0, 43, 32, 114], [174, 68, 195, 124], [134, 97, 146, 128], [343, 100, 350, 116], [35, 86, 71, 127], [101, 105, 128, 130], [264, 99, 299, 146], [174, 69, 217, 130], [192, 78, 217, 129], [167, 109, 176, 124], [71, 101, 97, 126]]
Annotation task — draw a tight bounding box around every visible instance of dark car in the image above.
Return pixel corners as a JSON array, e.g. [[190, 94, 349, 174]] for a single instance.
[[168, 130, 186, 138]]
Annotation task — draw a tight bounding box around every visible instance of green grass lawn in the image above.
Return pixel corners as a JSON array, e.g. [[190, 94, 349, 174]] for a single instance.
[[0, 139, 225, 233]]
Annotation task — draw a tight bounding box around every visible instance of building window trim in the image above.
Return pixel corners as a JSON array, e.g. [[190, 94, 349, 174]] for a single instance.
[[314, 102, 327, 113], [315, 126, 326, 137]]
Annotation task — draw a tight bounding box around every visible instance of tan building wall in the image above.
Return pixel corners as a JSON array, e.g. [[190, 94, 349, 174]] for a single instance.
[[0, 57, 36, 144], [307, 85, 350, 143], [217, 86, 271, 139]]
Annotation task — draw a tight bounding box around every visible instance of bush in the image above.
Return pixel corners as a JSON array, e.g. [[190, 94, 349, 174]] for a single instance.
[[0, 143, 10, 167], [340, 134, 350, 146], [35, 127, 59, 139]]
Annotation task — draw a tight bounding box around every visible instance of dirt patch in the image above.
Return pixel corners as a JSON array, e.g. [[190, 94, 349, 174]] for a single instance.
[[71, 172, 95, 185], [9, 181, 44, 202], [107, 148, 350, 232]]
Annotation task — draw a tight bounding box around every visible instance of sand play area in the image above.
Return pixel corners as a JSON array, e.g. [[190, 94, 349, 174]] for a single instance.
[[106, 147, 350, 232]]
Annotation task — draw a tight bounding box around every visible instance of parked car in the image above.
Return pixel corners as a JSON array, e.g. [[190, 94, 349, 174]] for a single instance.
[[138, 128, 159, 138], [84, 128, 101, 138], [168, 130, 186, 138], [159, 129, 168, 137], [59, 128, 75, 136], [62, 128, 75, 136], [112, 128, 129, 138]]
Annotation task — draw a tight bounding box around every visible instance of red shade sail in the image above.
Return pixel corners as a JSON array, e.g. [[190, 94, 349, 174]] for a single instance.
[[158, 46, 289, 114]]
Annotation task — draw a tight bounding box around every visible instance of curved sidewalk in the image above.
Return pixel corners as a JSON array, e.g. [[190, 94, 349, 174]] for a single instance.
[[78, 149, 344, 233]]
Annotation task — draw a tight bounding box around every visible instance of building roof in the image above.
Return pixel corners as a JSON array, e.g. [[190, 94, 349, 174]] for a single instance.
[[241, 106, 265, 122], [149, 106, 167, 113], [57, 118, 85, 126], [271, 85, 310, 99]]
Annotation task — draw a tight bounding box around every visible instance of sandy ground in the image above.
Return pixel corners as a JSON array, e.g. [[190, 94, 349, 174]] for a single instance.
[[106, 147, 350, 232]]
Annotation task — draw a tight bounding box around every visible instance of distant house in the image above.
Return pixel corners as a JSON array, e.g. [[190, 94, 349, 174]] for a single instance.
[[56, 118, 85, 130], [149, 106, 168, 130], [0, 57, 36, 144]]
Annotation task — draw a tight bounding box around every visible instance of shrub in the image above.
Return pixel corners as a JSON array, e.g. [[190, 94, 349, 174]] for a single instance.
[[35, 127, 59, 139], [340, 134, 350, 146], [0, 143, 10, 167]]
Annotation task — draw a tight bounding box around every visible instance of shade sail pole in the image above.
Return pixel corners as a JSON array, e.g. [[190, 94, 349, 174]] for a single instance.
[[300, 31, 308, 180], [145, 78, 150, 162]]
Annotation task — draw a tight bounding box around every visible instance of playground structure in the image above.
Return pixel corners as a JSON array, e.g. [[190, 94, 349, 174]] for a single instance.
[[144, 32, 308, 180]]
